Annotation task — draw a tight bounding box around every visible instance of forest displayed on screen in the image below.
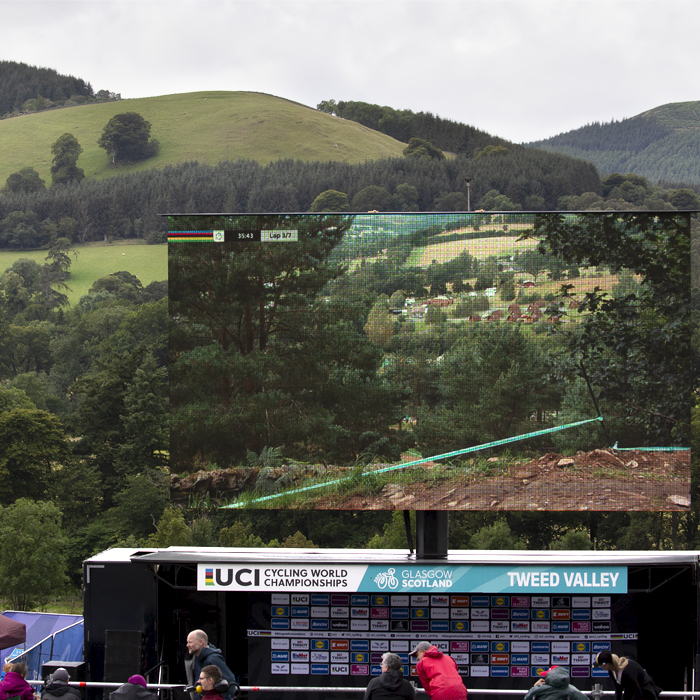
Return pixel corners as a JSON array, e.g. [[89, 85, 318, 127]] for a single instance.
[[168, 211, 690, 511]]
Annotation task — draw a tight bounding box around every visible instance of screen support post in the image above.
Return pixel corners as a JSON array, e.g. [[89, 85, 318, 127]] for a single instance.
[[415, 511, 448, 559]]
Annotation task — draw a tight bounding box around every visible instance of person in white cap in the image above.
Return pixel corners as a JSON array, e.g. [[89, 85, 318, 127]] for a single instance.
[[408, 642, 466, 700]]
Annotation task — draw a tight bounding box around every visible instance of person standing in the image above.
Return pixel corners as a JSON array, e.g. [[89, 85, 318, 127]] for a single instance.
[[185, 631, 236, 700], [409, 642, 466, 700], [41, 668, 81, 700], [364, 653, 415, 700], [524, 666, 588, 700], [595, 652, 662, 700]]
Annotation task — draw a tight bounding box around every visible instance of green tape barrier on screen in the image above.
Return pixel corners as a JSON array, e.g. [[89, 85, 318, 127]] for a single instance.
[[223, 415, 608, 509], [612, 443, 688, 451]]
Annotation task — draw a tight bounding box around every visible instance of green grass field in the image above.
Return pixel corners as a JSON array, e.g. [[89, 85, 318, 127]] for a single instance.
[[0, 241, 167, 306], [0, 91, 407, 186]]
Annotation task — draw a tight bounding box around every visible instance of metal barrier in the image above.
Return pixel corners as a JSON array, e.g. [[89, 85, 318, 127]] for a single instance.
[[13, 619, 84, 681], [24, 682, 700, 697]]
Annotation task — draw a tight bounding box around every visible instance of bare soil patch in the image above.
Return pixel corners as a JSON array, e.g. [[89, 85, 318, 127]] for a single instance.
[[171, 449, 690, 512], [317, 449, 690, 511]]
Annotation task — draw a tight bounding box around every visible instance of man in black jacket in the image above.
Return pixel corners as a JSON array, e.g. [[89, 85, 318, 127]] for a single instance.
[[365, 653, 415, 700], [184, 631, 237, 700], [41, 668, 81, 700]]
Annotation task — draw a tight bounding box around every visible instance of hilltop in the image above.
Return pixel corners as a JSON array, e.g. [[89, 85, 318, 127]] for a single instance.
[[0, 91, 407, 185], [528, 100, 700, 184]]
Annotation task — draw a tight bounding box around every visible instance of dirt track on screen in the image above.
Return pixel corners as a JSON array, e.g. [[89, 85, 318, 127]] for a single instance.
[[172, 449, 690, 511], [309, 449, 691, 511]]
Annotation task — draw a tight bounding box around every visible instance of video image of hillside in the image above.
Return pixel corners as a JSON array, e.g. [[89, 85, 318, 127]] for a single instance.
[[168, 211, 691, 511]]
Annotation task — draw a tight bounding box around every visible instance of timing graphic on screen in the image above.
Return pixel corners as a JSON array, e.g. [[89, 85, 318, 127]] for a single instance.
[[168, 211, 690, 511]]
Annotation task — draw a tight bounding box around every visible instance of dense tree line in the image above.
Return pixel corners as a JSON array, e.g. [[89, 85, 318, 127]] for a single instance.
[[0, 246, 169, 592], [0, 153, 601, 249], [0, 61, 119, 117], [529, 116, 673, 154], [318, 99, 512, 156], [530, 116, 700, 184]]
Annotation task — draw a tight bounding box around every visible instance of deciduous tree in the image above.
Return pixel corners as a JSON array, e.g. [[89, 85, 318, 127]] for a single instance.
[[97, 112, 158, 164], [50, 133, 84, 185], [0, 408, 70, 504], [0, 499, 68, 609]]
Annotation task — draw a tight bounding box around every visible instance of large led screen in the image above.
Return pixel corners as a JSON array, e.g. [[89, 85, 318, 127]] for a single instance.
[[168, 211, 690, 511]]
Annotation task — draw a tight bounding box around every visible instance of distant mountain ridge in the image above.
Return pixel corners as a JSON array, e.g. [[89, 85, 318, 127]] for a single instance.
[[528, 101, 700, 185]]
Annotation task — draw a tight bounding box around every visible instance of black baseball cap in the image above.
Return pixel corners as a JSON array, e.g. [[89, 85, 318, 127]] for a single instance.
[[595, 651, 613, 667]]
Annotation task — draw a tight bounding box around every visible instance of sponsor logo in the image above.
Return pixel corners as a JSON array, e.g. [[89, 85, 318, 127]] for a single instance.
[[374, 568, 400, 590]]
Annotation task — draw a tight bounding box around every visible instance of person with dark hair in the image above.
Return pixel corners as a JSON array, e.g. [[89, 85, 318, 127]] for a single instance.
[[524, 666, 588, 700], [595, 652, 662, 700], [409, 642, 466, 700], [197, 666, 228, 700], [109, 675, 156, 700], [185, 630, 236, 700], [0, 662, 36, 700], [364, 653, 415, 700], [41, 668, 81, 700]]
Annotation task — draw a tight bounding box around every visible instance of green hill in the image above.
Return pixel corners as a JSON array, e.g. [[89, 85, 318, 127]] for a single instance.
[[0, 241, 167, 306], [0, 91, 407, 185], [528, 100, 700, 184]]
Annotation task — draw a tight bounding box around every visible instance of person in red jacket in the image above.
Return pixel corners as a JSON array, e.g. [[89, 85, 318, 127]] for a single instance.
[[409, 642, 467, 700]]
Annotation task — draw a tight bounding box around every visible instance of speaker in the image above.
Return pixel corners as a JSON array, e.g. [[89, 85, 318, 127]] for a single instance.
[[41, 661, 86, 682], [103, 630, 144, 682]]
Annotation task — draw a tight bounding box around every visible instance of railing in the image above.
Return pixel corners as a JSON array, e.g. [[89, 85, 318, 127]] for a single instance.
[[12, 619, 84, 681], [23, 683, 700, 697]]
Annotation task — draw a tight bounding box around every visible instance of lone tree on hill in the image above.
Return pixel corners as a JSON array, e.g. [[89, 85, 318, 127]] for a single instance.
[[98, 112, 158, 164], [51, 133, 85, 185]]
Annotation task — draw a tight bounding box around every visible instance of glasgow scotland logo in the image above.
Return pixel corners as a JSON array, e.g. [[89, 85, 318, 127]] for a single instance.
[[374, 568, 399, 590]]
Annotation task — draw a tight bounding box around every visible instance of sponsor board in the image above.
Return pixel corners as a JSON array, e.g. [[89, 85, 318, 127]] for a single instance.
[[199, 564, 626, 593]]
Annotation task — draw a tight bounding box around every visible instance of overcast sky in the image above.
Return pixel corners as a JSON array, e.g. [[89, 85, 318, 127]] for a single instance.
[[2, 0, 698, 144]]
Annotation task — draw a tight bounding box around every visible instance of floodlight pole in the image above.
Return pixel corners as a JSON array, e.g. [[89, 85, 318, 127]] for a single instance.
[[464, 177, 473, 212], [415, 511, 449, 559]]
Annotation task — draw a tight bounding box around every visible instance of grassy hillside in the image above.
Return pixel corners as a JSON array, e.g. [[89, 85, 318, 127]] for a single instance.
[[0, 241, 167, 306], [528, 100, 700, 184], [0, 91, 407, 185]]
